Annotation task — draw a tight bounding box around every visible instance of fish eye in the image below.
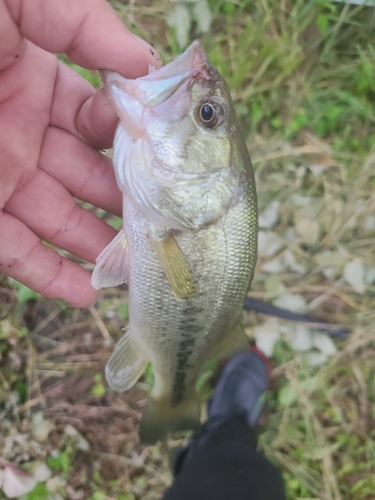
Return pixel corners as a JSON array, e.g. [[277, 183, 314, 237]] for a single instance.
[[198, 102, 220, 129], [200, 103, 214, 122]]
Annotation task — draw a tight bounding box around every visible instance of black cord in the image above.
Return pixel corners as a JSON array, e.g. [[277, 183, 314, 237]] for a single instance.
[[243, 297, 349, 338]]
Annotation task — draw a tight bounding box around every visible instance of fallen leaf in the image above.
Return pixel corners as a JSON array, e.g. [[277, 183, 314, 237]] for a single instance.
[[315, 250, 345, 268], [312, 333, 337, 356], [258, 231, 284, 257], [283, 250, 306, 274], [295, 217, 320, 245], [254, 319, 281, 357], [273, 293, 307, 313], [64, 425, 90, 451], [292, 194, 311, 207], [364, 265, 375, 285], [344, 260, 366, 294], [309, 164, 326, 177], [32, 412, 54, 442], [315, 250, 346, 279], [306, 352, 329, 366], [167, 4, 191, 48], [192, 0, 212, 33], [2, 465, 37, 498], [25, 461, 52, 482], [278, 385, 297, 406], [364, 215, 375, 232], [46, 475, 66, 493], [262, 257, 286, 273], [265, 275, 286, 297], [290, 325, 312, 352], [284, 227, 298, 245], [259, 201, 280, 229]]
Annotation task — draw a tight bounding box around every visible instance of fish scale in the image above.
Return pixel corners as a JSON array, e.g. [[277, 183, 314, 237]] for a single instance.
[[92, 41, 258, 443], [125, 189, 256, 413]]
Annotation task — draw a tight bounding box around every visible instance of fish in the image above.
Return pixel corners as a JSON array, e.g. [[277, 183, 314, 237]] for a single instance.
[[92, 40, 258, 444]]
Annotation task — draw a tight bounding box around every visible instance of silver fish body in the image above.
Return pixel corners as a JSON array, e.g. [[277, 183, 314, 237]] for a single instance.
[[92, 41, 258, 443]]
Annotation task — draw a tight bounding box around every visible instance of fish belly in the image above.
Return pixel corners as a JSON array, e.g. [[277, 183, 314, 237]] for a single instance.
[[124, 192, 256, 407]]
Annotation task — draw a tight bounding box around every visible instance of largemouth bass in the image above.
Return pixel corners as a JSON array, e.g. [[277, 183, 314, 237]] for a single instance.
[[92, 41, 258, 444]]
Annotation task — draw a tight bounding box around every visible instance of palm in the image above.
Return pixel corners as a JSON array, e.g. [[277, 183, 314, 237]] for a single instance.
[[0, 0, 161, 307]]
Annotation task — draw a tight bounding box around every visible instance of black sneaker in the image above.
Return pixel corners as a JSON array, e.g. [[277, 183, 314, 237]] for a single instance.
[[173, 346, 269, 475], [207, 346, 269, 428]]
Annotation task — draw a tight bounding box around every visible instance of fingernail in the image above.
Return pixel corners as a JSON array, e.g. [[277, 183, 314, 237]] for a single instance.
[[131, 34, 162, 65]]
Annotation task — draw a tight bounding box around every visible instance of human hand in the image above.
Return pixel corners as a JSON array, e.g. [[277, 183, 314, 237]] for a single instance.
[[0, 0, 161, 307]]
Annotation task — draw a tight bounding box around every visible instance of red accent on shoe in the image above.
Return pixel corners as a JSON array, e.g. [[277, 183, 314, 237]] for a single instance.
[[212, 345, 270, 389], [249, 345, 270, 385]]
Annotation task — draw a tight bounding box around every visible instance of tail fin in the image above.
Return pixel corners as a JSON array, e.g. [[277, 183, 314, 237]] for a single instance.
[[139, 396, 201, 444]]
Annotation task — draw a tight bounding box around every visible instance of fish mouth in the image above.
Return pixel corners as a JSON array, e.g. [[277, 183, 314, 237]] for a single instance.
[[146, 40, 207, 81], [101, 41, 214, 109]]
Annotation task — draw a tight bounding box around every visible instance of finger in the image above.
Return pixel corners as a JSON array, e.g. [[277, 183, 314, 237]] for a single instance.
[[51, 62, 118, 149], [4, 0, 161, 76], [0, 211, 97, 308], [0, 45, 56, 199], [4, 169, 117, 264], [39, 127, 122, 217], [76, 88, 119, 149], [0, 0, 26, 71]]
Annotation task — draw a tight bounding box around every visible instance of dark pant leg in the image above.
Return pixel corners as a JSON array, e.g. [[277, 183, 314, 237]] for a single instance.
[[163, 417, 286, 500]]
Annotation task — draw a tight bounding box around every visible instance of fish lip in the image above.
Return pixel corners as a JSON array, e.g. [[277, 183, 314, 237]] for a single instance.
[[100, 41, 210, 109], [100, 40, 206, 86], [140, 40, 207, 82]]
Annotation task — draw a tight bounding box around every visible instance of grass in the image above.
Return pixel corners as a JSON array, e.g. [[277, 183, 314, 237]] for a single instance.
[[1, 0, 375, 498]]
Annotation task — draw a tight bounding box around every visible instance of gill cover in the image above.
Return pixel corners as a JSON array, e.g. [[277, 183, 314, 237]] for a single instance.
[[101, 41, 238, 232]]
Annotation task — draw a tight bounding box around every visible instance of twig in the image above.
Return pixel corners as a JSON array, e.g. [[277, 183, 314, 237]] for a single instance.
[[89, 305, 112, 342], [32, 307, 62, 335]]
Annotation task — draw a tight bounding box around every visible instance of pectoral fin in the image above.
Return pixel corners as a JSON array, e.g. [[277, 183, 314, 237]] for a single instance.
[[92, 229, 129, 290], [151, 235, 197, 299], [105, 326, 149, 391], [209, 322, 249, 362]]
